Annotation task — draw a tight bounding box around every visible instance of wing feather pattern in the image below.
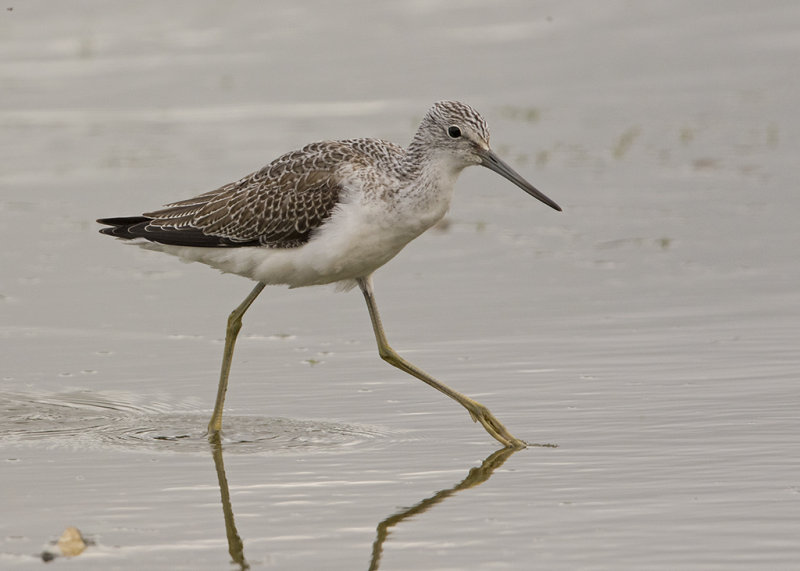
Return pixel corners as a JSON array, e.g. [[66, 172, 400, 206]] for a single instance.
[[99, 142, 366, 248]]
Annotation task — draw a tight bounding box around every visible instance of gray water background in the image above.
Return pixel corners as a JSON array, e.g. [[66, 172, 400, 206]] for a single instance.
[[1, 1, 799, 569]]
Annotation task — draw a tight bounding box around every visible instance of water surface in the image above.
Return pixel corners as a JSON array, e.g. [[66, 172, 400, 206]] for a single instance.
[[2, 1, 799, 569]]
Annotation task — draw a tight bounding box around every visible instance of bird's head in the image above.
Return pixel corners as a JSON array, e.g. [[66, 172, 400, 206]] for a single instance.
[[415, 100, 561, 212]]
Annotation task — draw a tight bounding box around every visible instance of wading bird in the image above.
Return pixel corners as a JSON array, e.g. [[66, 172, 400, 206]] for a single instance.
[[98, 101, 561, 448]]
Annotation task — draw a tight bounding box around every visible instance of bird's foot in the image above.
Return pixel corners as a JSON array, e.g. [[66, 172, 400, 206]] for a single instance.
[[467, 403, 527, 449]]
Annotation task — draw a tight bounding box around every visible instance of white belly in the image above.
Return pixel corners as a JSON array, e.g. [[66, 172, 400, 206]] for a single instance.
[[141, 195, 440, 289]]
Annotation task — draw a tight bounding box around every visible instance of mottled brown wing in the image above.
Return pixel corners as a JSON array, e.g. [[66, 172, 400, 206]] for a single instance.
[[141, 144, 349, 248]]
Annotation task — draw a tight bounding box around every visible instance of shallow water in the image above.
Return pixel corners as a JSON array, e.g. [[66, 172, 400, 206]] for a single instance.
[[2, 1, 799, 569]]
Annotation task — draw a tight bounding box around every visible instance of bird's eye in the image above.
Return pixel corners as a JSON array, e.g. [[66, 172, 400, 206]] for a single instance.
[[447, 126, 462, 138]]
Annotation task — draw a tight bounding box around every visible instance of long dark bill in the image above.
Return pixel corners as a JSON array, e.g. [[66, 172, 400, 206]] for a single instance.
[[479, 148, 562, 212]]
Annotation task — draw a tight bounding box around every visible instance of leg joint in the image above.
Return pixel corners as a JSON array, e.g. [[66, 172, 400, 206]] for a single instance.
[[378, 345, 396, 364], [226, 313, 243, 335]]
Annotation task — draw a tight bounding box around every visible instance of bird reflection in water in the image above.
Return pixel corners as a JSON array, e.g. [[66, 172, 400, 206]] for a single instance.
[[208, 432, 250, 571], [206, 439, 532, 571], [367, 446, 520, 570]]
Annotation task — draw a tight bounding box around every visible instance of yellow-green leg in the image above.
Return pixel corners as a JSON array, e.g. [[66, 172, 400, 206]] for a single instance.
[[207, 281, 266, 435], [356, 276, 526, 449]]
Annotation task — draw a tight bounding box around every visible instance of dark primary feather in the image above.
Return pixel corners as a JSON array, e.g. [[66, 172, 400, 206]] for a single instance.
[[97, 216, 263, 247], [97, 141, 369, 249]]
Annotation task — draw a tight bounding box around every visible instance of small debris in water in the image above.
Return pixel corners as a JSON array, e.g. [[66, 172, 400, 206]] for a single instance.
[[40, 526, 89, 562]]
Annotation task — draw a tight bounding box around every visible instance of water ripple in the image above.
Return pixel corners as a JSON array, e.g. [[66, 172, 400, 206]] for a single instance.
[[0, 391, 390, 454]]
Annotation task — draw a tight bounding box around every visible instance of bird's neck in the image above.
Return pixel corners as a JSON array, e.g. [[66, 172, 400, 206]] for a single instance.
[[390, 146, 463, 231]]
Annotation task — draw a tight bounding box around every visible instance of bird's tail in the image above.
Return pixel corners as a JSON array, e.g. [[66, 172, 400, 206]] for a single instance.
[[96, 216, 151, 239]]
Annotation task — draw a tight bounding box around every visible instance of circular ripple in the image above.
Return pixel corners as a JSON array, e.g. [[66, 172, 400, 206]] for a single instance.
[[0, 391, 390, 454]]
